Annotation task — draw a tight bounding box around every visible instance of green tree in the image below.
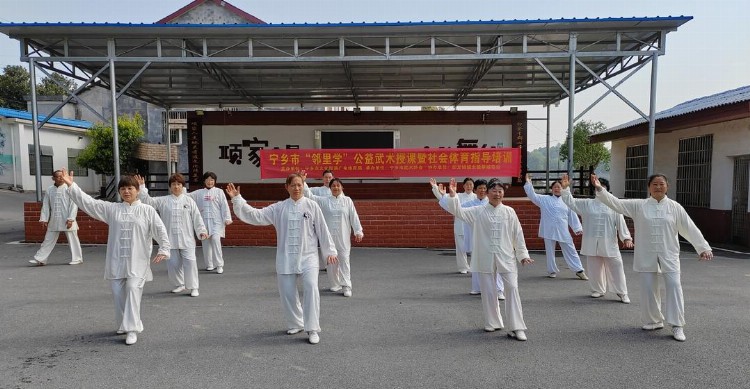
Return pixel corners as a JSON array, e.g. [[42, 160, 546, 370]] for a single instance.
[[76, 113, 145, 176], [36, 73, 77, 96], [0, 65, 31, 110], [559, 120, 611, 171]]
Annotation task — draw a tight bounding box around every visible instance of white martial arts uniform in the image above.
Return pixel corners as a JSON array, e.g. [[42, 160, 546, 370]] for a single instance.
[[139, 186, 207, 291], [595, 189, 711, 327], [34, 184, 83, 264], [454, 196, 504, 294], [304, 184, 363, 290], [432, 186, 475, 273], [447, 196, 530, 331], [524, 182, 584, 275], [561, 188, 632, 296], [67, 183, 170, 333], [309, 185, 332, 197], [188, 187, 232, 270], [232, 195, 337, 333]]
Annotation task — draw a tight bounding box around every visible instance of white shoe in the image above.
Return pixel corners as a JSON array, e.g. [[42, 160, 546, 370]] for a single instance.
[[497, 291, 505, 301], [171, 286, 186, 294], [484, 327, 498, 332], [29, 259, 45, 266], [206, 266, 215, 271], [116, 330, 126, 335], [508, 330, 527, 341], [286, 328, 304, 335], [459, 270, 468, 274], [190, 289, 199, 297], [672, 326, 686, 341], [618, 294, 631, 304], [642, 322, 664, 331], [469, 290, 481, 295], [330, 286, 343, 292], [125, 332, 137, 345], [591, 291, 603, 298], [216, 266, 224, 274], [548, 273, 557, 278], [308, 331, 320, 344], [69, 260, 83, 265], [343, 287, 352, 297], [576, 271, 589, 281]]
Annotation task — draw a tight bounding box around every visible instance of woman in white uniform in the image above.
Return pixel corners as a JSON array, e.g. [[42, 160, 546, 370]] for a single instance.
[[137, 174, 208, 297], [440, 178, 533, 341], [61, 169, 170, 345], [524, 173, 588, 280], [559, 174, 633, 303], [187, 172, 232, 274], [302, 173, 363, 297], [430, 177, 475, 274], [225, 174, 338, 345], [592, 173, 713, 341], [31, 170, 83, 266]]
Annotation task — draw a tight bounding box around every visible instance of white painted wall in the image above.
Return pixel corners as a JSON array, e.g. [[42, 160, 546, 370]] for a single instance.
[[609, 117, 750, 211]]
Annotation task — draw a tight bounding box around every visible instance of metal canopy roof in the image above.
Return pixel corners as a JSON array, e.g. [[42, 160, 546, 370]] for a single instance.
[[0, 17, 690, 109]]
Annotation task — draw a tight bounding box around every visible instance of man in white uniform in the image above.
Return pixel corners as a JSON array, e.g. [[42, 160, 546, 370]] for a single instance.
[[62, 169, 170, 345], [30, 170, 83, 266], [302, 173, 363, 297], [310, 170, 334, 269], [226, 174, 338, 345], [559, 174, 633, 303], [187, 172, 232, 274], [592, 173, 713, 341], [137, 173, 208, 297], [441, 178, 534, 341], [524, 173, 587, 280]]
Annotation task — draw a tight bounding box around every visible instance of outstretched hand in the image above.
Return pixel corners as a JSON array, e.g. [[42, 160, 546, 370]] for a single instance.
[[429, 177, 437, 187], [525, 173, 532, 183], [447, 178, 458, 197], [134, 174, 145, 186], [225, 183, 240, 198], [152, 254, 167, 264], [699, 251, 713, 261], [560, 173, 570, 189], [590, 173, 602, 191], [300, 170, 308, 182], [60, 168, 74, 186], [520, 258, 534, 266]]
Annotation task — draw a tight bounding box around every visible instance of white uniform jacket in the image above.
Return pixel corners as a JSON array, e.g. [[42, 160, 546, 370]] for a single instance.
[[524, 182, 582, 242], [595, 189, 711, 273], [139, 186, 207, 250], [40, 184, 79, 231], [309, 185, 332, 197], [446, 196, 530, 274], [304, 184, 363, 255], [432, 186, 476, 237], [187, 187, 232, 237], [232, 195, 338, 275], [67, 183, 170, 281], [561, 187, 632, 257]]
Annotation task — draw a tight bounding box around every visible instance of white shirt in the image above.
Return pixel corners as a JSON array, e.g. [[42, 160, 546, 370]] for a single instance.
[[561, 187, 632, 257], [304, 184, 363, 256], [457, 196, 489, 251], [432, 186, 476, 237], [309, 185, 332, 197], [523, 182, 582, 242], [67, 183, 170, 281], [40, 184, 78, 231], [232, 195, 337, 275], [595, 188, 711, 273], [139, 186, 207, 250], [447, 196, 530, 273], [187, 187, 232, 237]]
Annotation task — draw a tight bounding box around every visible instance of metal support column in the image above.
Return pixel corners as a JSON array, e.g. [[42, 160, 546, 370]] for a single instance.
[[29, 59, 43, 201], [567, 34, 577, 177], [545, 104, 551, 193], [109, 58, 121, 197], [165, 109, 172, 177], [647, 53, 659, 176]]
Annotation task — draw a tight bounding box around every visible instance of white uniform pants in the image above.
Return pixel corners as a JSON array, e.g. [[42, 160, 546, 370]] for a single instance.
[[640, 271, 684, 327], [479, 272, 526, 331], [454, 233, 470, 273], [111, 277, 146, 333], [168, 248, 199, 290], [278, 268, 321, 332], [471, 272, 504, 293], [327, 251, 351, 289], [34, 230, 83, 264], [201, 234, 224, 269], [587, 255, 627, 295], [544, 238, 584, 274]]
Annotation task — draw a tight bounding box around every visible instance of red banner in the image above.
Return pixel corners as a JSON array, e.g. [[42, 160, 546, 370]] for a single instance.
[[259, 148, 521, 179]]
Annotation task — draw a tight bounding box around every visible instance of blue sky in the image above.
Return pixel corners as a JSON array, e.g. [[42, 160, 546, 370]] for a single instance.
[[1, 0, 748, 148]]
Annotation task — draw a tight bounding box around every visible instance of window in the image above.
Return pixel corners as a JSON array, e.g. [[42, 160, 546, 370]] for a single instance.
[[67, 148, 88, 177], [162, 111, 186, 145], [676, 134, 713, 208], [624, 144, 648, 199], [28, 144, 54, 176]]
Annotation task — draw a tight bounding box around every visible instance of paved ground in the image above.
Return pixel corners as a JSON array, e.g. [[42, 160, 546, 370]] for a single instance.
[[1, 189, 749, 388]]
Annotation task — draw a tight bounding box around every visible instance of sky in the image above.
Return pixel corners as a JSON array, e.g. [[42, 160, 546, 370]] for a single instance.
[[0, 0, 748, 150]]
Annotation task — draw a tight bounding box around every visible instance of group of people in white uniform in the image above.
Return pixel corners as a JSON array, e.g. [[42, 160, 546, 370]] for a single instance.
[[430, 172, 713, 342], [32, 166, 712, 345]]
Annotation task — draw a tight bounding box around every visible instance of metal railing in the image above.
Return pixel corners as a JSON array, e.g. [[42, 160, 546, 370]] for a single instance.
[[527, 166, 593, 196]]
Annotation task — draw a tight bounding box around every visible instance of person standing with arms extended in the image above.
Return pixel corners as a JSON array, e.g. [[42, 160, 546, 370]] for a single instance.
[[524, 173, 588, 280], [187, 172, 232, 274], [441, 178, 534, 341], [559, 174, 633, 303], [225, 174, 338, 345], [61, 168, 170, 345], [136, 174, 208, 297], [430, 177, 475, 274], [592, 173, 713, 342], [30, 170, 83, 266], [301, 172, 363, 297]]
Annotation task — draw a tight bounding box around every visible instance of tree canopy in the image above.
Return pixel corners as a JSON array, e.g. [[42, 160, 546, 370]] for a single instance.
[[36, 73, 77, 96], [559, 120, 611, 170], [0, 66, 79, 110], [76, 113, 145, 176]]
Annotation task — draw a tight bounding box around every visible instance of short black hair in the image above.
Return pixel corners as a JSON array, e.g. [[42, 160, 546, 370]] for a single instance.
[[473, 179, 488, 188], [202, 171, 217, 181]]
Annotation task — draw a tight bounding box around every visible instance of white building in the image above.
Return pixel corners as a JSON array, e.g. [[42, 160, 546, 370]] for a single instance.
[[0, 107, 99, 192], [591, 86, 750, 247]]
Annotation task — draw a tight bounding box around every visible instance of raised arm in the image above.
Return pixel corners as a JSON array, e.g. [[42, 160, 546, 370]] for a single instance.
[[135, 175, 160, 208], [61, 168, 111, 223], [523, 173, 543, 207], [592, 174, 639, 218], [226, 183, 274, 226]]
